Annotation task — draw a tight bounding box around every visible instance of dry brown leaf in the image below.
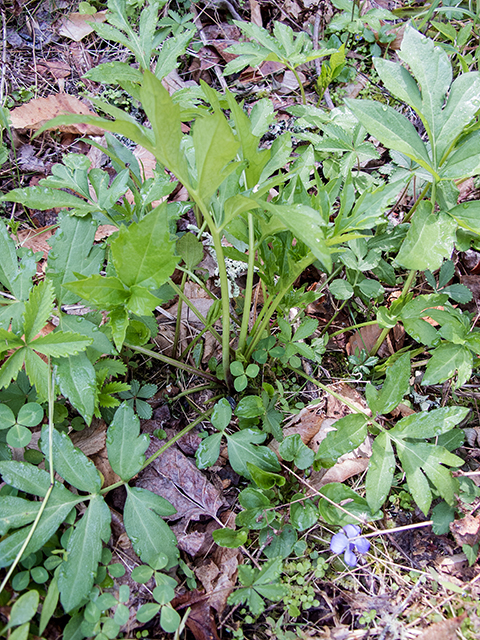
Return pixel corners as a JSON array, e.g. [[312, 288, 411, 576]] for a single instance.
[[416, 614, 466, 640], [91, 447, 121, 488], [135, 431, 226, 525], [249, 0, 263, 26], [70, 418, 107, 457], [16, 226, 55, 260], [195, 544, 241, 614], [161, 69, 197, 95], [168, 282, 215, 328], [95, 225, 118, 242], [37, 59, 71, 80], [57, 11, 107, 42], [10, 94, 104, 136], [450, 513, 480, 548]]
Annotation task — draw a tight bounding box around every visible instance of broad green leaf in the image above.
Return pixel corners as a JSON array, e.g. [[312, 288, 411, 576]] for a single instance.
[[366, 432, 395, 513], [373, 58, 422, 113], [0, 348, 26, 391], [154, 30, 194, 81], [31, 331, 92, 357], [124, 484, 178, 570], [40, 425, 101, 493], [449, 200, 480, 235], [195, 432, 223, 469], [111, 206, 178, 290], [441, 133, 480, 179], [396, 440, 461, 514], [259, 200, 331, 271], [84, 61, 143, 85], [55, 352, 96, 425], [176, 232, 204, 271], [46, 213, 104, 305], [278, 434, 314, 470], [391, 406, 469, 439], [366, 352, 410, 415], [64, 275, 129, 309], [436, 72, 480, 162], [315, 414, 369, 468], [0, 496, 41, 535], [235, 395, 264, 418], [212, 527, 248, 548], [247, 462, 285, 489], [226, 429, 280, 479], [345, 98, 434, 175], [211, 398, 232, 431], [59, 494, 111, 612], [292, 317, 318, 342], [0, 187, 98, 216], [106, 402, 149, 481], [0, 485, 81, 568], [192, 110, 239, 202], [318, 482, 381, 526], [58, 315, 115, 361], [23, 280, 55, 344], [396, 202, 456, 271], [0, 460, 50, 496], [3, 590, 39, 630], [290, 496, 318, 531], [139, 71, 190, 185], [0, 219, 19, 294], [398, 25, 452, 147], [126, 487, 176, 517], [422, 343, 472, 388], [39, 577, 59, 634]]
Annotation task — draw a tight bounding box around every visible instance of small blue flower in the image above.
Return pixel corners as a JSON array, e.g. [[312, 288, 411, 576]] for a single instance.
[[330, 524, 370, 567]]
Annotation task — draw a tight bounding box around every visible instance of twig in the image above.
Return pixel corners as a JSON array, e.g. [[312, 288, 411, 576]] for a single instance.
[[0, 10, 6, 106]]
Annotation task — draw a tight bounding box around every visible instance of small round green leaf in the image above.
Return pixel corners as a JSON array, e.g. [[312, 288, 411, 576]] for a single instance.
[[17, 403, 44, 427], [230, 361, 244, 377], [6, 590, 39, 629], [329, 279, 354, 300], [131, 565, 154, 584], [118, 585, 130, 604], [245, 364, 260, 378], [114, 603, 130, 625], [160, 605, 181, 633], [7, 425, 32, 448], [211, 398, 232, 431], [108, 563, 125, 578], [212, 528, 248, 548], [102, 618, 120, 640], [0, 404, 16, 430], [31, 566, 49, 584], [153, 584, 175, 605], [12, 571, 30, 592], [23, 449, 44, 465], [233, 375, 248, 392], [136, 603, 161, 623], [101, 548, 112, 565]]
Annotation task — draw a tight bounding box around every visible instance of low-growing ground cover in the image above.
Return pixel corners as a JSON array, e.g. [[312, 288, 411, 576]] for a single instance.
[[1, 1, 480, 639]]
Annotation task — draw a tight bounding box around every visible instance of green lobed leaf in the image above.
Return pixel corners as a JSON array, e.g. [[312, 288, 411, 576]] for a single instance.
[[448, 200, 480, 235], [31, 331, 92, 357], [315, 414, 369, 468], [366, 352, 411, 415], [226, 429, 280, 479], [111, 205, 178, 290], [124, 484, 179, 570], [422, 343, 472, 389], [0, 187, 99, 215], [23, 279, 55, 344], [55, 352, 96, 425], [59, 494, 111, 612], [0, 348, 27, 392], [24, 349, 49, 400], [392, 405, 469, 441], [318, 483, 381, 526], [58, 315, 115, 360], [365, 432, 395, 513], [40, 425, 101, 493], [106, 402, 149, 481], [64, 275, 129, 309], [0, 485, 81, 568], [290, 497, 318, 531], [278, 434, 314, 470], [396, 202, 457, 271]]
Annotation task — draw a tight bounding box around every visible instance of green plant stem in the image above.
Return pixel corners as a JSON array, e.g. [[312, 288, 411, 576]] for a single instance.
[[403, 182, 430, 223], [245, 254, 315, 360], [123, 342, 219, 382], [194, 198, 233, 388], [170, 384, 216, 402], [0, 365, 56, 597], [168, 278, 223, 345], [172, 271, 188, 358], [370, 269, 417, 357], [329, 320, 378, 339], [289, 66, 307, 104], [237, 212, 256, 355]]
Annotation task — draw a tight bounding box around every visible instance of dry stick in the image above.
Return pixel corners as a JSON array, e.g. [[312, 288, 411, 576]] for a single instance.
[[313, 11, 334, 109], [191, 5, 228, 92], [0, 10, 6, 106]]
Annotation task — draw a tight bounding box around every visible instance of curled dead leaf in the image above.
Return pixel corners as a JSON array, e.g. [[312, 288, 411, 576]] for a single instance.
[[57, 11, 107, 42]]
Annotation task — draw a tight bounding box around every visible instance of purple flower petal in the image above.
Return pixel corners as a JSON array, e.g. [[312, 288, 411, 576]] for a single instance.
[[330, 532, 348, 554], [344, 546, 358, 567], [354, 537, 370, 555], [342, 524, 361, 539]]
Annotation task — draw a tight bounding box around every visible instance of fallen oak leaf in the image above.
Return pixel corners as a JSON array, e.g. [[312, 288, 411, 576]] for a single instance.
[[10, 94, 104, 136], [57, 11, 108, 42]]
